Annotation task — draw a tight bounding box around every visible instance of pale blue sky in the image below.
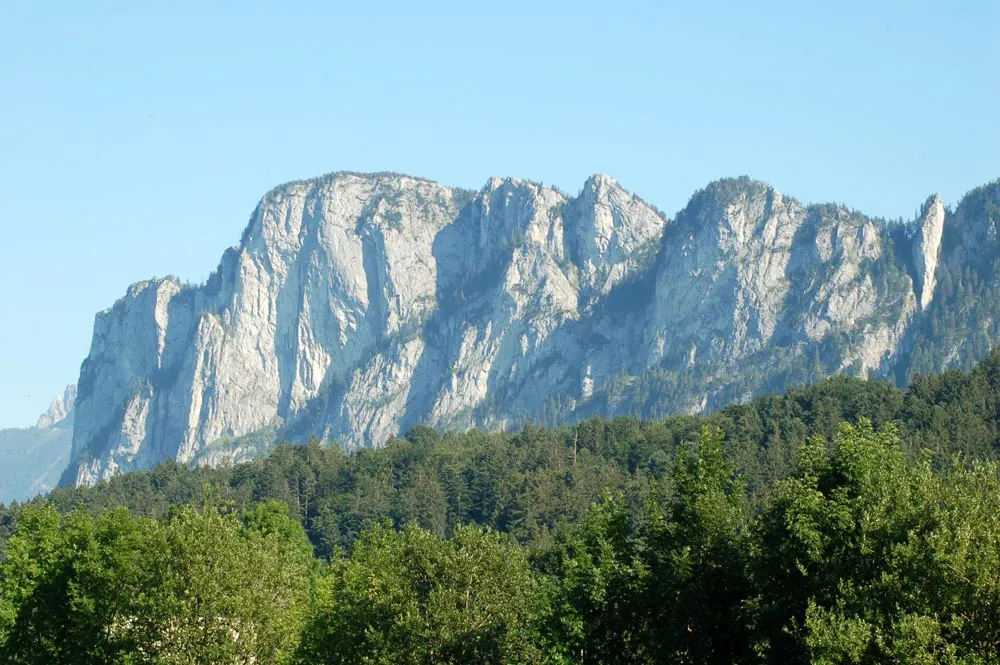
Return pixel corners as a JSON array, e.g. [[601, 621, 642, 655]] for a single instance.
[[1, 1, 998, 428]]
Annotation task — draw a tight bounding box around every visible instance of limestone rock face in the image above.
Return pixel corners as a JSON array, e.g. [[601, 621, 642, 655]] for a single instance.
[[65, 171, 993, 485], [913, 195, 945, 311], [642, 178, 920, 401], [647, 179, 804, 366], [36, 384, 77, 429], [567, 174, 666, 298]]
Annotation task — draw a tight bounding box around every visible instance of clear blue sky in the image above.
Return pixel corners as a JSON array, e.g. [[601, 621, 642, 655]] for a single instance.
[[1, 1, 998, 428]]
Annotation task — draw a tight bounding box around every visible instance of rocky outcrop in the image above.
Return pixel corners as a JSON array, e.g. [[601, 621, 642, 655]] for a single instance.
[[646, 179, 918, 380], [913, 195, 945, 311], [647, 179, 803, 366], [36, 384, 77, 429], [66, 171, 995, 486]]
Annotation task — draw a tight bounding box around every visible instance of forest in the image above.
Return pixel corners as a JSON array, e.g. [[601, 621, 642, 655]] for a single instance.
[[5, 349, 1000, 663]]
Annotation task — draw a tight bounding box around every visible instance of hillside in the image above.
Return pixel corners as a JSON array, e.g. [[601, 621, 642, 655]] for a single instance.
[[0, 386, 75, 502], [4, 354, 1000, 663], [18, 348, 1000, 559]]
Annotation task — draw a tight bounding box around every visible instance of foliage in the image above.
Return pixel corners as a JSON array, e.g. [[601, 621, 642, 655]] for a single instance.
[[0, 501, 312, 664], [751, 420, 1000, 664], [2, 419, 1000, 662], [542, 427, 752, 665], [299, 523, 544, 665], [12, 349, 1000, 565], [5, 355, 1000, 661]]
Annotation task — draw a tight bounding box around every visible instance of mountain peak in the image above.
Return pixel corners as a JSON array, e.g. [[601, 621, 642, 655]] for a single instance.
[[913, 194, 945, 311], [36, 384, 77, 429], [671, 176, 785, 239], [65, 169, 1000, 487], [702, 175, 778, 202], [920, 193, 944, 216], [954, 179, 1000, 220], [271, 170, 442, 193], [582, 173, 619, 190]]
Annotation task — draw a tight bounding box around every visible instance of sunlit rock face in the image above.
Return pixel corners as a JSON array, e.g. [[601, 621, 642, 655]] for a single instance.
[[36, 384, 76, 429], [646, 178, 926, 381], [70, 170, 994, 486]]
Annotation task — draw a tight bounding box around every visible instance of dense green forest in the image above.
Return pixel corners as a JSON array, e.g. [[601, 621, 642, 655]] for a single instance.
[[5, 350, 1000, 663]]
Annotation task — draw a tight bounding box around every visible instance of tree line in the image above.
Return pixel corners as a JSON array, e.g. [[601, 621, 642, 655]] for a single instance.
[[5, 350, 1000, 662], [12, 348, 1000, 557], [3, 421, 999, 663]]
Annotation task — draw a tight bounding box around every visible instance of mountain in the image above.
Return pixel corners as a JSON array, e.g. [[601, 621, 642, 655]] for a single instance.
[[0, 385, 75, 502], [64, 171, 1000, 486], [26, 347, 1000, 558], [35, 384, 77, 429]]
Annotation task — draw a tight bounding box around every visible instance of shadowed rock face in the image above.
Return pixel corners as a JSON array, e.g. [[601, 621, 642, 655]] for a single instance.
[[66, 171, 999, 486]]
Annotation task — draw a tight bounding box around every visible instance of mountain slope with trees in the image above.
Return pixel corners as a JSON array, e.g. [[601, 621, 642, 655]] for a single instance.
[[4, 354, 1000, 662], [10, 347, 1000, 560]]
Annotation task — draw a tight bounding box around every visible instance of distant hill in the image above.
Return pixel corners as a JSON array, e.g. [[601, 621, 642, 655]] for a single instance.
[[0, 386, 75, 502]]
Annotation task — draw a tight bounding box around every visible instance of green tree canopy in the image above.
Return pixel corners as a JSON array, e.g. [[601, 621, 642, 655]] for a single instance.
[[299, 523, 545, 665], [0, 501, 313, 665]]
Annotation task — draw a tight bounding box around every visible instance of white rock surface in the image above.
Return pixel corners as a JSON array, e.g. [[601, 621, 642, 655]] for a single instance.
[[65, 172, 962, 485], [913, 195, 945, 311], [36, 384, 77, 429]]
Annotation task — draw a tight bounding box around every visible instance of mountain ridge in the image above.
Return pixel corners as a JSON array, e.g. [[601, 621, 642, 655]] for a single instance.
[[64, 171, 999, 486]]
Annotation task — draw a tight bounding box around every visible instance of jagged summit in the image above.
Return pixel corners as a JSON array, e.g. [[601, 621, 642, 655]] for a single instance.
[[35, 385, 77, 430], [955, 178, 1000, 209], [920, 193, 944, 214], [269, 170, 448, 193], [691, 175, 780, 205], [912, 194, 945, 311], [580, 173, 619, 190], [64, 170, 1000, 487], [951, 178, 1000, 228], [933, 178, 1000, 269]]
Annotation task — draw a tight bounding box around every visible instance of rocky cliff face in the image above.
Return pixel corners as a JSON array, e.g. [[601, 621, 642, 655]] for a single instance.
[[36, 384, 77, 429], [66, 171, 1000, 485], [912, 195, 945, 311]]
